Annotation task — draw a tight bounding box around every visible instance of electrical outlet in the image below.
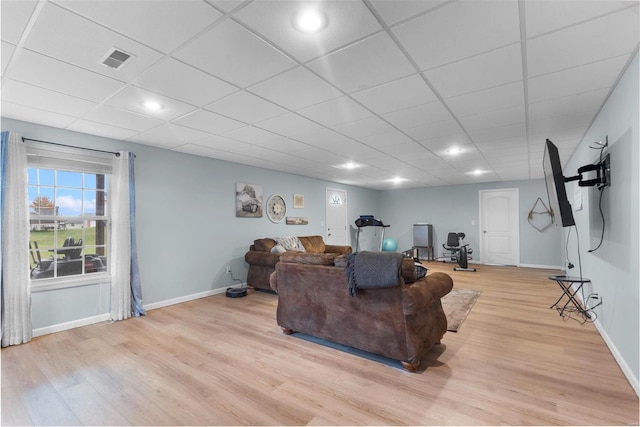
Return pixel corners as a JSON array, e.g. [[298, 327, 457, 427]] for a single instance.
[[226, 265, 231, 274]]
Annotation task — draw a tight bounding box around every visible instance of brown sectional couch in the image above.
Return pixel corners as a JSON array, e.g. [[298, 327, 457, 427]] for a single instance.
[[244, 235, 352, 290], [269, 252, 454, 371]]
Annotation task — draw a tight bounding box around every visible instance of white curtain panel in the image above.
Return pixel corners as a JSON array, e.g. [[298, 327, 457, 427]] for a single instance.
[[109, 152, 132, 321], [1, 132, 33, 346]]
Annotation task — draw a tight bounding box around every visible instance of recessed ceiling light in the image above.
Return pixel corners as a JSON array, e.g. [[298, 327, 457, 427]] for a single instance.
[[142, 100, 163, 111], [293, 9, 328, 33], [446, 147, 463, 155], [388, 177, 408, 184], [471, 169, 484, 175]]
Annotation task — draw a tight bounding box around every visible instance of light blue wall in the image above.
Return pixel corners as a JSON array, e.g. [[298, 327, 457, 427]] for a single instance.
[[564, 52, 639, 391], [1, 118, 378, 328], [376, 179, 562, 267]]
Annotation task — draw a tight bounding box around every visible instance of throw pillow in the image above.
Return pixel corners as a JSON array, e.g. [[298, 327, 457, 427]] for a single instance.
[[270, 245, 286, 254], [273, 236, 306, 252]]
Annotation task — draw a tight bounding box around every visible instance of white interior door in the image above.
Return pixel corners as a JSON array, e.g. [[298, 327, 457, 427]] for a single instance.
[[480, 189, 520, 265], [326, 188, 347, 246]]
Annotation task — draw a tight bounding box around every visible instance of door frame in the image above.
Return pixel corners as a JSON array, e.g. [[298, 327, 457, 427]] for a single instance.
[[325, 187, 348, 246], [479, 188, 520, 266]]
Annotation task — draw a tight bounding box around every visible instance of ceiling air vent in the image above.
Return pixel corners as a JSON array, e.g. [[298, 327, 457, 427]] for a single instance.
[[100, 47, 133, 70]]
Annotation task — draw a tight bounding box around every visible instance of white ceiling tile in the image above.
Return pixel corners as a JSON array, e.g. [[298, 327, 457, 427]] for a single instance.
[[84, 105, 163, 132], [248, 66, 343, 110], [263, 137, 312, 153], [105, 86, 197, 121], [425, 43, 522, 98], [351, 74, 438, 115], [7, 49, 124, 102], [369, 0, 449, 26], [25, 3, 164, 82], [298, 96, 372, 127], [173, 19, 296, 88], [135, 58, 238, 107], [468, 122, 527, 145], [307, 32, 415, 93], [2, 79, 96, 117], [417, 134, 472, 153], [529, 89, 609, 122], [393, 0, 520, 70], [67, 120, 138, 140], [403, 119, 464, 142], [171, 143, 225, 158], [208, 1, 246, 13], [528, 55, 630, 103], [1, 42, 15, 76], [1, 101, 76, 128], [205, 91, 287, 124], [525, 1, 636, 38], [233, 1, 382, 62], [332, 116, 396, 139], [1, 0, 38, 44], [446, 81, 524, 117], [359, 130, 415, 148], [459, 106, 526, 134], [173, 109, 245, 134], [54, 0, 222, 53], [382, 101, 452, 129], [527, 9, 639, 77], [195, 135, 251, 151], [222, 126, 283, 145], [128, 123, 211, 149], [529, 112, 594, 137], [256, 112, 325, 138]]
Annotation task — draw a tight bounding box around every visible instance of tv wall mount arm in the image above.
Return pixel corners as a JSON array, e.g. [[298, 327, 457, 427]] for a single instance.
[[564, 138, 611, 189]]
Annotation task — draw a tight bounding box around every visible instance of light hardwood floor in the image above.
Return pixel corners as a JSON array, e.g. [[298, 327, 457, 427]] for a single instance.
[[2, 263, 638, 425]]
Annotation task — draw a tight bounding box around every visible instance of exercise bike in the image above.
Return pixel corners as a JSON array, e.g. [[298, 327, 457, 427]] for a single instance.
[[440, 232, 476, 272]]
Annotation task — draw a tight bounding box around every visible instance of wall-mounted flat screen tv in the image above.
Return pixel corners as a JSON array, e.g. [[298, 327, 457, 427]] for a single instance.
[[543, 139, 575, 227]]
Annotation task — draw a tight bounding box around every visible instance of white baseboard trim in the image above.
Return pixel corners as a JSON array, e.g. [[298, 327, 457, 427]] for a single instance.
[[592, 316, 640, 397], [31, 284, 243, 338], [143, 285, 233, 311], [518, 263, 563, 270], [33, 313, 111, 338]]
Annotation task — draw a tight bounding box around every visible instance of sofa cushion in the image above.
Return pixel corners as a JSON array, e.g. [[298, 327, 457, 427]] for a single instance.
[[274, 236, 306, 252], [298, 235, 325, 253], [254, 238, 277, 252], [270, 245, 286, 254], [281, 252, 337, 266]]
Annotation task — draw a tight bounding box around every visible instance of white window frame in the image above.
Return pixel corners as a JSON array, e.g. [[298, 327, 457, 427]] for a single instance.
[[26, 141, 113, 292]]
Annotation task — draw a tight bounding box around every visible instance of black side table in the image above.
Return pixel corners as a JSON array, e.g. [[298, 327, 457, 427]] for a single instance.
[[548, 275, 597, 322]]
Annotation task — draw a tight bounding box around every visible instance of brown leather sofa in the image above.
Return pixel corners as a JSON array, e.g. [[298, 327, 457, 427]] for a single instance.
[[244, 235, 352, 290], [269, 252, 454, 371]]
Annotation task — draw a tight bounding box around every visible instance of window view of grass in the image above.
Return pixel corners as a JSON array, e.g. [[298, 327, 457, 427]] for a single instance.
[[29, 225, 103, 269]]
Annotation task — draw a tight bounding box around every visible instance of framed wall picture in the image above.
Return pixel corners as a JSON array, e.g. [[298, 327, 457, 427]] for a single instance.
[[293, 193, 304, 209], [286, 217, 309, 225], [236, 183, 263, 217]]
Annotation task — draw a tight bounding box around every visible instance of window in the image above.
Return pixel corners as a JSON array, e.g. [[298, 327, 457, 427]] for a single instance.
[[26, 141, 112, 288]]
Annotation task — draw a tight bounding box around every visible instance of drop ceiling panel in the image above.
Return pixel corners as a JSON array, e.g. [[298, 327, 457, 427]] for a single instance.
[[382, 101, 452, 129], [459, 106, 526, 134], [307, 32, 415, 93], [528, 55, 630, 103], [25, 3, 164, 82], [528, 89, 609, 122], [84, 105, 163, 132], [53, 0, 223, 53], [1, 42, 16, 75], [233, 0, 382, 62], [369, 0, 449, 26], [403, 119, 465, 142], [1, 101, 76, 128], [298, 96, 373, 127], [173, 109, 245, 134], [205, 91, 287, 124], [2, 79, 96, 117], [527, 9, 639, 78], [209, 0, 247, 13], [332, 116, 396, 139], [392, 0, 520, 70], [1, 0, 38, 44], [135, 58, 238, 107], [173, 19, 297, 88], [222, 126, 283, 145], [351, 74, 438, 115], [446, 81, 525, 117], [358, 130, 415, 148], [105, 86, 197, 121], [67, 120, 138, 141], [128, 123, 211, 149], [425, 43, 523, 98], [256, 112, 325, 138], [525, 1, 636, 38], [7, 49, 125, 102], [468, 122, 527, 145], [248, 66, 343, 110]]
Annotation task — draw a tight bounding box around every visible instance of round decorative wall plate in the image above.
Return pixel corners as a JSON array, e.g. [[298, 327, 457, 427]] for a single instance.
[[266, 194, 286, 223]]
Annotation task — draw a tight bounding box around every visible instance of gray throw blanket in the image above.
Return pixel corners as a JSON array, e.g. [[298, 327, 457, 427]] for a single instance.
[[345, 251, 404, 296]]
